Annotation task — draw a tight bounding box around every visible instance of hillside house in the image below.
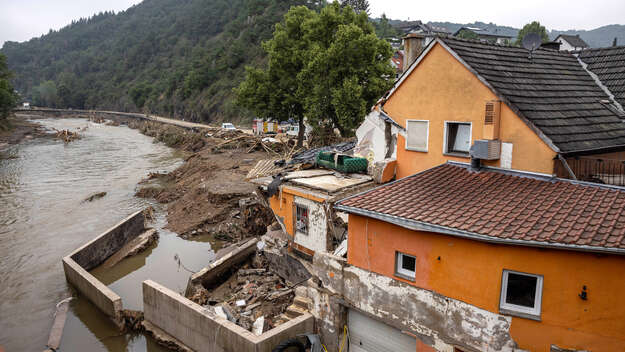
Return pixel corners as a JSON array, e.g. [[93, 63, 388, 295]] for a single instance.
[[322, 37, 625, 351], [555, 34, 589, 51], [453, 27, 513, 44]]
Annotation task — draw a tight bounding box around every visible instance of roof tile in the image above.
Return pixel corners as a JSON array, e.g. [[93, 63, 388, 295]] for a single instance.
[[337, 163, 625, 253]]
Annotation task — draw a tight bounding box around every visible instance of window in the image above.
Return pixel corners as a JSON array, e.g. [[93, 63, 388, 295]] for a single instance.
[[406, 120, 429, 152], [499, 270, 543, 319], [395, 252, 416, 280], [295, 204, 309, 235], [444, 122, 472, 156]]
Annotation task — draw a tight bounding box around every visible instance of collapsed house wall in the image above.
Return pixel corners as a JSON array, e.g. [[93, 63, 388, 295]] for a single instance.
[[62, 210, 146, 327], [293, 196, 327, 254], [309, 252, 521, 352], [144, 280, 315, 352]]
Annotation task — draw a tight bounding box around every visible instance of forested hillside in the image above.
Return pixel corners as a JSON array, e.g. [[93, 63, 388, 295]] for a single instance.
[[1, 0, 321, 123]]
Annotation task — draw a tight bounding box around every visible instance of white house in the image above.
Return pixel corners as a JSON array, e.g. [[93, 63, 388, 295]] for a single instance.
[[555, 34, 589, 51]]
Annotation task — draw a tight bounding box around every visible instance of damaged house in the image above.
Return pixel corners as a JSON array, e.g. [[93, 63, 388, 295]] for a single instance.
[[248, 143, 375, 258], [321, 37, 625, 351]]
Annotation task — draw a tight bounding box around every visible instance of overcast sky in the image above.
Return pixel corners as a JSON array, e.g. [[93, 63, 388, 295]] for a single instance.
[[1, 0, 624, 46]]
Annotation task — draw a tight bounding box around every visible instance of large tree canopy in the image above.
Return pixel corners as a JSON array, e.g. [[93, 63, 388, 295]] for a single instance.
[[0, 54, 18, 121], [236, 1, 394, 143], [515, 21, 549, 45], [339, 0, 370, 15]]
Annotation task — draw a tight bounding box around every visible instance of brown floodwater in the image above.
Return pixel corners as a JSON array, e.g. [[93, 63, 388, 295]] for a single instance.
[[0, 117, 217, 351]]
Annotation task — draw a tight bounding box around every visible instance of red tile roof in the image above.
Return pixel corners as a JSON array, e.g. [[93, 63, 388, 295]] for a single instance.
[[336, 162, 625, 254]]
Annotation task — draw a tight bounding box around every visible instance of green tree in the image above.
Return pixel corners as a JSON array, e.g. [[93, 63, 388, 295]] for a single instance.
[[0, 54, 18, 120], [32, 81, 59, 108], [237, 2, 393, 142], [300, 2, 394, 137], [236, 6, 315, 146], [456, 29, 479, 40], [515, 21, 549, 45], [339, 0, 369, 15]]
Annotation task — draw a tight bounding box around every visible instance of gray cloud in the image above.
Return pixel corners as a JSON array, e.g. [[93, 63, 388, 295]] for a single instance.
[[0, 0, 140, 46]]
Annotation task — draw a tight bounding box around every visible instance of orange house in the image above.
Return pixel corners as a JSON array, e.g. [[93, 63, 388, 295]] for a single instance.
[[337, 162, 625, 351], [330, 37, 625, 352], [378, 36, 625, 179]]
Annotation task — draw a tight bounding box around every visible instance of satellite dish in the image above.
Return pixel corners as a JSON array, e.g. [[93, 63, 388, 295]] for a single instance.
[[522, 33, 542, 51]]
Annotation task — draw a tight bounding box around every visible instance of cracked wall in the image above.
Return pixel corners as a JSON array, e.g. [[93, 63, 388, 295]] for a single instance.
[[311, 252, 521, 352]]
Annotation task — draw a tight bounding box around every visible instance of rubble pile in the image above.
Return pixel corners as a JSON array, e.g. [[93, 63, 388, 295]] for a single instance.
[[198, 255, 296, 334]]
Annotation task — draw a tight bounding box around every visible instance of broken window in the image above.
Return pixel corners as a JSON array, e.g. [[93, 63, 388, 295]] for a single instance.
[[499, 270, 543, 319], [405, 120, 429, 152], [444, 122, 471, 155], [295, 204, 308, 235], [395, 252, 416, 280]]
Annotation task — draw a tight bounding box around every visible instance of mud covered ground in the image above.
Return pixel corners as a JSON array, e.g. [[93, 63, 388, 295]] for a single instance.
[[0, 115, 48, 150], [126, 119, 279, 244]]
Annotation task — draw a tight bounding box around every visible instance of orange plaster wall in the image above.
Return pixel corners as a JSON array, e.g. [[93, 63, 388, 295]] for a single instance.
[[347, 214, 625, 351], [383, 43, 556, 179], [268, 186, 327, 237]]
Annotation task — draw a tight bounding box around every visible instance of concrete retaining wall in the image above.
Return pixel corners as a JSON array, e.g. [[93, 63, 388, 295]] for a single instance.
[[69, 211, 146, 270], [186, 238, 258, 295], [62, 210, 146, 327], [144, 280, 314, 352]]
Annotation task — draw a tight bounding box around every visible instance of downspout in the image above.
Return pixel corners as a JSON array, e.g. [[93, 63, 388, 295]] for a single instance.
[[557, 154, 577, 180]]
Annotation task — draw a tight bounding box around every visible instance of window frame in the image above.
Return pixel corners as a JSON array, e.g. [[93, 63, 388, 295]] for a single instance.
[[405, 119, 429, 152], [499, 269, 544, 321], [294, 203, 309, 236], [443, 121, 472, 157], [394, 251, 417, 281]]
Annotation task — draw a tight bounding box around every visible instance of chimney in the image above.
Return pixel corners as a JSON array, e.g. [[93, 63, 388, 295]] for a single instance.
[[403, 33, 425, 72]]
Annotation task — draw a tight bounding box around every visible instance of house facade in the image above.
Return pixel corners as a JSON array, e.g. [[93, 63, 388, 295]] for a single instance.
[[324, 37, 625, 352], [336, 163, 625, 351], [555, 34, 589, 51], [379, 37, 625, 180]]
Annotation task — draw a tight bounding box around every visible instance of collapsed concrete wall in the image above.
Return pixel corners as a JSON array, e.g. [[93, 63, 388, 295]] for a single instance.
[[310, 252, 522, 352], [144, 280, 314, 352], [185, 238, 259, 296], [62, 210, 146, 327]]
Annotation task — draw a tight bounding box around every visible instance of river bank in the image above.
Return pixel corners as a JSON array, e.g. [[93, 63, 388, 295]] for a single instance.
[[0, 115, 47, 150], [0, 111, 283, 351]]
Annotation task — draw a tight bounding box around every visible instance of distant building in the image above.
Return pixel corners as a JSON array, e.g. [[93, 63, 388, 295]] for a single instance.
[[399, 20, 449, 37], [453, 26, 513, 45], [22, 102, 30, 109], [555, 34, 589, 51], [390, 50, 404, 79]]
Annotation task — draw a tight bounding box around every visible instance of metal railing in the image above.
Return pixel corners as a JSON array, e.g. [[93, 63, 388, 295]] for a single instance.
[[556, 157, 625, 186]]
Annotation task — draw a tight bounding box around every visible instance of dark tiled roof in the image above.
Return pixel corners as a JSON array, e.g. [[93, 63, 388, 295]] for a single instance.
[[557, 34, 589, 48], [336, 163, 625, 253], [578, 46, 625, 108], [440, 37, 625, 153]]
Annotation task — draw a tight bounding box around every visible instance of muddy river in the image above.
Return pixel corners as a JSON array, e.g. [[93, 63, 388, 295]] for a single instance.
[[0, 117, 216, 351]]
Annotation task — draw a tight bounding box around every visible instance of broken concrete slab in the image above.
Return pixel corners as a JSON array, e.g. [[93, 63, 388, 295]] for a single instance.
[[289, 174, 372, 193], [370, 158, 397, 184], [100, 229, 158, 268]]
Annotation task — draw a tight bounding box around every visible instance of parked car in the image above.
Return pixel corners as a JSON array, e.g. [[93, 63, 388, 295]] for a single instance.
[[221, 122, 236, 130]]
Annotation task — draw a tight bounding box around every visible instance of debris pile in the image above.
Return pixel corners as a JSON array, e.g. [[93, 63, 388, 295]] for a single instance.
[[193, 254, 297, 335], [53, 128, 81, 143]]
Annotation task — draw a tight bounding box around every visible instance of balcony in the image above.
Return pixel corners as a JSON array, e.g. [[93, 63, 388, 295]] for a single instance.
[[555, 157, 625, 186]]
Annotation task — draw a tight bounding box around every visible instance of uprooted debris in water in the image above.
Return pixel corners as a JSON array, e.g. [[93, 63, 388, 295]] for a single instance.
[[121, 309, 145, 332], [83, 191, 107, 202], [53, 128, 81, 143]]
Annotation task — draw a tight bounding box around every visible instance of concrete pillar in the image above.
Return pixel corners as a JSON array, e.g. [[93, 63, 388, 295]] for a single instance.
[[403, 33, 425, 72]]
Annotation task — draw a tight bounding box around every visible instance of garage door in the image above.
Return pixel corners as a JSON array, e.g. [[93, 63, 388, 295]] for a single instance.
[[348, 309, 416, 352]]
